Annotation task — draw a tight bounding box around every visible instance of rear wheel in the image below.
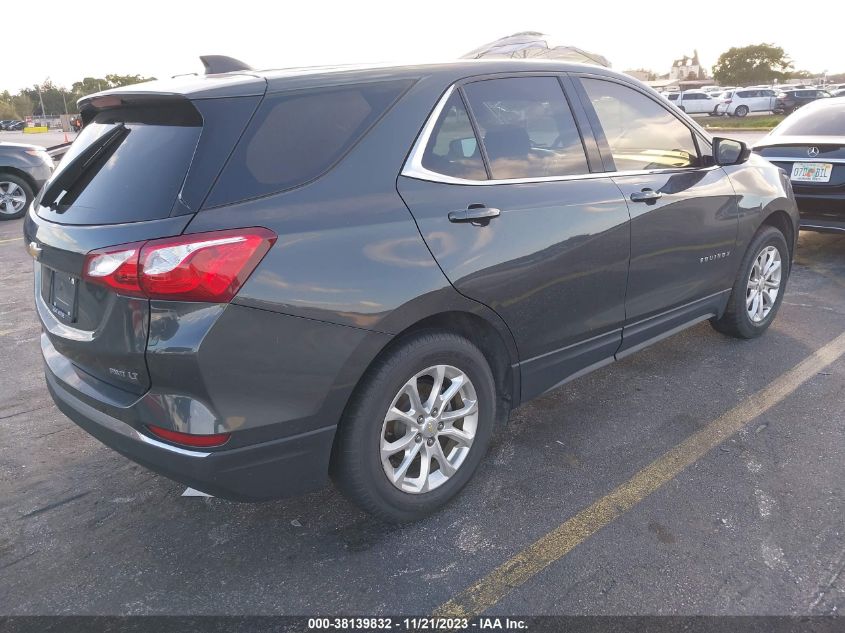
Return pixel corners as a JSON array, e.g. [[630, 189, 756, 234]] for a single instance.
[[0, 174, 32, 220], [735, 105, 749, 117], [332, 332, 497, 522], [710, 226, 789, 339]]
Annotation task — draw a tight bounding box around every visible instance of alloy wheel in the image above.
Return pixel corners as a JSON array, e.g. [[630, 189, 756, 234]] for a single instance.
[[746, 245, 782, 323], [380, 365, 478, 494], [0, 181, 27, 215]]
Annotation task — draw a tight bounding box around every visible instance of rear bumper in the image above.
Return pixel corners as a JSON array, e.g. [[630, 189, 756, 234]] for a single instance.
[[799, 217, 845, 233], [46, 365, 337, 500], [794, 193, 845, 233]]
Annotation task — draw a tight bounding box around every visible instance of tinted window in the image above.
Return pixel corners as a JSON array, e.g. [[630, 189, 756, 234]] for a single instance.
[[37, 103, 201, 224], [421, 92, 486, 180], [737, 91, 752, 98], [773, 103, 845, 136], [463, 77, 589, 179], [208, 80, 411, 205], [667, 94, 679, 101], [582, 78, 700, 171]]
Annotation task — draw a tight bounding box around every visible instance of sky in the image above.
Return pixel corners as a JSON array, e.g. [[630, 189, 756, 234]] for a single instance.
[[5, 0, 843, 93]]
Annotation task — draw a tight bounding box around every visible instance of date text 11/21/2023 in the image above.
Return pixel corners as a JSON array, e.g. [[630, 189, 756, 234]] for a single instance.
[[306, 617, 528, 630]]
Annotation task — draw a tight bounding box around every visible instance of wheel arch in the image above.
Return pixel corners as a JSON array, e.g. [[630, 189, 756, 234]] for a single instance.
[[329, 305, 520, 467], [0, 167, 38, 193], [760, 209, 796, 264], [387, 310, 517, 419]]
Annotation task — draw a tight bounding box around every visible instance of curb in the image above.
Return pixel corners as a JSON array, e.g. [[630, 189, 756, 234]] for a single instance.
[[704, 127, 774, 132]]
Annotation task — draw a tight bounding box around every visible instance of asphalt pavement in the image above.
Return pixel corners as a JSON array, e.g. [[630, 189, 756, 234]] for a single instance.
[[0, 130, 77, 148], [1, 215, 843, 617]]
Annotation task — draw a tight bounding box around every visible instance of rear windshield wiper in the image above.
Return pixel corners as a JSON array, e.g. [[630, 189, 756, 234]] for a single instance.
[[41, 123, 129, 209]]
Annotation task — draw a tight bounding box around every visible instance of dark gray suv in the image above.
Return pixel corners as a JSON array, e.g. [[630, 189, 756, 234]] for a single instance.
[[25, 58, 798, 522]]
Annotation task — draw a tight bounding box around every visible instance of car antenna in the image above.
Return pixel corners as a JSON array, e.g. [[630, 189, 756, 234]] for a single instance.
[[200, 55, 253, 75]]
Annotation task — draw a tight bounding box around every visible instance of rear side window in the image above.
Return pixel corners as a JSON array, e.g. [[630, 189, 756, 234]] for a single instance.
[[581, 78, 700, 171], [421, 92, 487, 180], [462, 77, 589, 179], [207, 80, 411, 206]]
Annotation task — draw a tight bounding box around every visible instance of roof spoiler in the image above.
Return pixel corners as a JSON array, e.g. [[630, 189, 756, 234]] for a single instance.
[[200, 55, 253, 75]]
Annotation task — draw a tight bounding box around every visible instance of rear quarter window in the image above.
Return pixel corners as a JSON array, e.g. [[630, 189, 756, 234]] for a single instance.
[[206, 79, 412, 207]]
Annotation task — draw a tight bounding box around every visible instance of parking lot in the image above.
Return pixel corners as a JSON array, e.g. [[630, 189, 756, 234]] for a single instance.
[[1, 211, 844, 617], [0, 130, 78, 148]]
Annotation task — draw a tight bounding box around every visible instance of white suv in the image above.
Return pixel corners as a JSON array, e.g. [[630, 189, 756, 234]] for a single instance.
[[665, 90, 722, 115], [717, 88, 778, 117]]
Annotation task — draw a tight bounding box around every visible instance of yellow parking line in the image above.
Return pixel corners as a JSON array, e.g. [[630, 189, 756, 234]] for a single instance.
[[435, 330, 845, 618], [0, 237, 23, 245]]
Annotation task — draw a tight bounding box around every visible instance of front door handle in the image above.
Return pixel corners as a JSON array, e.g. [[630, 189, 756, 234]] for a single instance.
[[629, 189, 663, 203], [448, 205, 501, 224]]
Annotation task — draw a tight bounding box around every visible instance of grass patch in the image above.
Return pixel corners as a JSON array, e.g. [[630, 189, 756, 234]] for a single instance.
[[697, 115, 785, 129]]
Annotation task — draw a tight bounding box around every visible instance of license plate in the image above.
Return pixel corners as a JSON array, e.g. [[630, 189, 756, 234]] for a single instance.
[[49, 270, 78, 322], [790, 162, 833, 183]]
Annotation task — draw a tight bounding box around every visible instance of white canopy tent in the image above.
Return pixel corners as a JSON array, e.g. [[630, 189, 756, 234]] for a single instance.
[[461, 31, 611, 68]]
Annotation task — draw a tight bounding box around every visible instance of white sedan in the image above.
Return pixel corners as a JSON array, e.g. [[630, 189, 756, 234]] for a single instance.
[[664, 90, 723, 115]]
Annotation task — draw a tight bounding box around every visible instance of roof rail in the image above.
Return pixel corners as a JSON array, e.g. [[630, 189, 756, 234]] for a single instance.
[[200, 55, 253, 75]]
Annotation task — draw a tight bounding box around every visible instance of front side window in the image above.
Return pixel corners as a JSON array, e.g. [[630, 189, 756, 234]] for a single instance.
[[581, 78, 700, 171], [462, 77, 589, 179], [421, 92, 487, 180]]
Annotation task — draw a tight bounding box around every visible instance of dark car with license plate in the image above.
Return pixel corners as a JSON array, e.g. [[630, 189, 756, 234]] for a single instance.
[[25, 57, 798, 521], [755, 98, 845, 233]]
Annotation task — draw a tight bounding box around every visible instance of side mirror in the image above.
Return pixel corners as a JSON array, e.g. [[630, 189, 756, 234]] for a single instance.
[[713, 137, 751, 166]]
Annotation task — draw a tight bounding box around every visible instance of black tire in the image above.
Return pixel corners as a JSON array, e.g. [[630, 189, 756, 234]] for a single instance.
[[331, 331, 497, 522], [735, 105, 749, 117], [678, 105, 686, 113], [710, 226, 790, 339], [0, 173, 33, 220]]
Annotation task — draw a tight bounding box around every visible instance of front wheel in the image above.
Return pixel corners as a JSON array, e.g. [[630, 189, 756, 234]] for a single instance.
[[332, 332, 497, 522], [710, 226, 790, 339]]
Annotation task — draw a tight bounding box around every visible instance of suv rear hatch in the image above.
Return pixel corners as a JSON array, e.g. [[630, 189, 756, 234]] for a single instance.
[[25, 89, 264, 395]]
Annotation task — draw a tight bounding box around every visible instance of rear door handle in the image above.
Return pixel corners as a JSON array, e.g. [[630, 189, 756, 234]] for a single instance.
[[629, 189, 663, 203], [448, 205, 501, 224]]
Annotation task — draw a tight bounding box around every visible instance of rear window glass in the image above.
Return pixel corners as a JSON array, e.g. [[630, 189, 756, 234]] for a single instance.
[[206, 80, 412, 206], [773, 103, 845, 136], [37, 104, 201, 225]]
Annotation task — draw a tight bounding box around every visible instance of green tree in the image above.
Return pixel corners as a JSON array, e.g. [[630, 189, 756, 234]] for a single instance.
[[21, 79, 72, 116], [0, 91, 18, 119], [70, 73, 154, 103], [12, 93, 34, 117], [712, 44, 793, 86]]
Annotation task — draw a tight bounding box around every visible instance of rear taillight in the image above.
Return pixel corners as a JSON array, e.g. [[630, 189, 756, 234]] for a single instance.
[[147, 424, 231, 448], [83, 243, 145, 296], [82, 228, 276, 302], [725, 99, 732, 104]]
